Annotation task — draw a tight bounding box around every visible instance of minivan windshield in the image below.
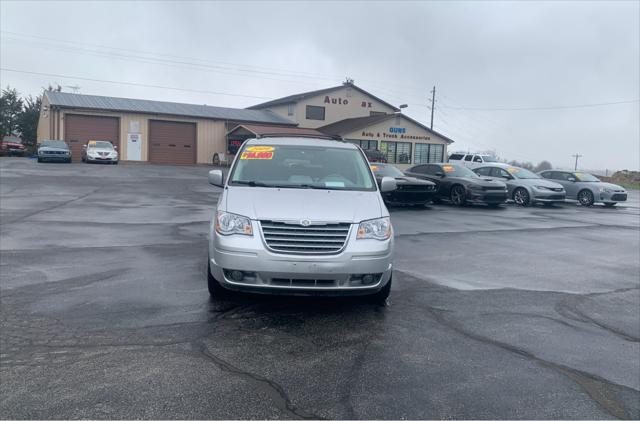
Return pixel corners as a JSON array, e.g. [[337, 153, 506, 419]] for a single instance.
[[230, 144, 376, 191]]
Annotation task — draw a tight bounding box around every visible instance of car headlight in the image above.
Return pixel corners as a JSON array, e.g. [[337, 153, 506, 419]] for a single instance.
[[357, 217, 391, 240], [535, 185, 550, 190], [215, 211, 252, 236], [597, 187, 613, 193]]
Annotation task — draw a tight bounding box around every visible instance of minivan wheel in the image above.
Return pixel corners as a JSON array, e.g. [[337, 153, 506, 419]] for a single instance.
[[369, 275, 392, 304], [450, 185, 466, 206], [207, 259, 227, 298], [578, 189, 594, 207], [513, 188, 531, 206]]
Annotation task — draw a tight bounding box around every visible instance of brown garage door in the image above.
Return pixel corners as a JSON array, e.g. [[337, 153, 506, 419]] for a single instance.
[[149, 120, 196, 165], [65, 115, 120, 162]]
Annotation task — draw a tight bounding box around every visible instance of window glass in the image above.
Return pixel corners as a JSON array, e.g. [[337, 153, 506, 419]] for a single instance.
[[449, 153, 464, 161], [370, 111, 386, 116], [426, 164, 442, 175], [429, 144, 444, 163], [464, 154, 473, 161], [230, 144, 375, 191], [540, 171, 554, 179], [409, 165, 428, 174], [574, 172, 600, 182], [381, 141, 412, 164], [305, 105, 325, 120], [473, 155, 483, 162], [415, 144, 429, 164], [475, 167, 492, 176], [287, 104, 294, 116]]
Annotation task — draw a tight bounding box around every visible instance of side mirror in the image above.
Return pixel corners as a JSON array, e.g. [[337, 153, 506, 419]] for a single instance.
[[434, 172, 444, 177], [380, 176, 397, 192], [208, 169, 224, 187], [82, 144, 87, 150], [113, 145, 118, 150], [567, 177, 576, 182]]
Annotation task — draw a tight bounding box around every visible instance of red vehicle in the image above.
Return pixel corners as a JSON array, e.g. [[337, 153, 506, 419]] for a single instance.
[[364, 149, 387, 163], [0, 135, 26, 156]]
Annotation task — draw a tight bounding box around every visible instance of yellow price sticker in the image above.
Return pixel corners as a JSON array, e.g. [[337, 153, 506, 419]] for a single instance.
[[240, 151, 274, 160], [443, 165, 455, 173], [245, 146, 274, 152], [507, 167, 520, 173]]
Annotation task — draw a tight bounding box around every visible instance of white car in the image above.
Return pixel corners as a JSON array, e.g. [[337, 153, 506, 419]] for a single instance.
[[448, 152, 499, 169], [82, 140, 119, 164]]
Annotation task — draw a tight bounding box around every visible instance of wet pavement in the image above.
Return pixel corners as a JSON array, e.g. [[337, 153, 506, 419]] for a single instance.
[[1, 157, 639, 419]]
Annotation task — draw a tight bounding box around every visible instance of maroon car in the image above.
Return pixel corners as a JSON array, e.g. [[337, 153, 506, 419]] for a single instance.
[[0, 136, 25, 156]]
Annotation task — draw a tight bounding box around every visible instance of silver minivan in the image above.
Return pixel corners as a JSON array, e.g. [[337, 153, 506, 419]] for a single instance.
[[206, 137, 396, 302]]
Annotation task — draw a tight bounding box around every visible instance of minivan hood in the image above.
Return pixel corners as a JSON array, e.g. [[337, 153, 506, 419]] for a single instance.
[[224, 186, 384, 223]]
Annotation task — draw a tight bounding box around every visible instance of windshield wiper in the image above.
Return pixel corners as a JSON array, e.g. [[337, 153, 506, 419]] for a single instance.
[[233, 180, 270, 187]]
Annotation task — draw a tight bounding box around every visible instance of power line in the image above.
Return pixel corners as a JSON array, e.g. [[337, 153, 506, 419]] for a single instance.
[[441, 99, 639, 111], [0, 68, 273, 100]]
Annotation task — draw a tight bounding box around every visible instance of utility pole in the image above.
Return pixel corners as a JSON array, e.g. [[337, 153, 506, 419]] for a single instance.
[[429, 86, 436, 130], [571, 153, 583, 170]]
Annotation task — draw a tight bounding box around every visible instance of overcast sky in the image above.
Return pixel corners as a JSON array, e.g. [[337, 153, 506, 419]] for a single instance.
[[1, 0, 638, 171]]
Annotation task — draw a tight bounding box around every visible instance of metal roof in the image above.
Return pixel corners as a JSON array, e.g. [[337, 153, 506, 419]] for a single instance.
[[227, 123, 331, 139], [45, 91, 297, 125], [246, 82, 401, 112]]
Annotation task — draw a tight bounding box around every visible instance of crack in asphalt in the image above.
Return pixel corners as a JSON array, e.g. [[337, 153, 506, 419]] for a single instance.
[[555, 295, 640, 343], [421, 305, 637, 419], [192, 340, 321, 420]]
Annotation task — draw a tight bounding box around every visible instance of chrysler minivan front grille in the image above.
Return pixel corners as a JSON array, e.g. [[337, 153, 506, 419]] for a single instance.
[[260, 220, 351, 254]]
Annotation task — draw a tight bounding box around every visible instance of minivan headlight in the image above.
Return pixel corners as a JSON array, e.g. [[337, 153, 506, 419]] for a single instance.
[[357, 217, 391, 240], [215, 211, 253, 236]]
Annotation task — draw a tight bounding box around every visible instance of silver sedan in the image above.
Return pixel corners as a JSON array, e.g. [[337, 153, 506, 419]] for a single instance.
[[539, 170, 627, 207], [473, 164, 566, 206]]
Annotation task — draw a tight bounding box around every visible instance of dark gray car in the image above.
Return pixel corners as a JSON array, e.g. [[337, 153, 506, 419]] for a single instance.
[[37, 140, 71, 163], [474, 164, 566, 206], [539, 170, 627, 207]]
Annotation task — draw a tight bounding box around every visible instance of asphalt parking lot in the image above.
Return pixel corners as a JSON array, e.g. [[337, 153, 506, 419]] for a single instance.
[[1, 157, 639, 419]]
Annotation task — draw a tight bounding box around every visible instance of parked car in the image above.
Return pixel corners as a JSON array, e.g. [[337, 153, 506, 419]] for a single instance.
[[206, 137, 395, 302], [0, 135, 25, 156], [37, 140, 71, 163], [473, 164, 566, 206], [448, 152, 499, 169], [364, 149, 387, 163], [370, 163, 436, 206], [82, 140, 119, 164], [539, 170, 627, 207], [405, 163, 508, 207]]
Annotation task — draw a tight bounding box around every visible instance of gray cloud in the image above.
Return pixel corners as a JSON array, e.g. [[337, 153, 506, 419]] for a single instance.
[[1, 0, 638, 171]]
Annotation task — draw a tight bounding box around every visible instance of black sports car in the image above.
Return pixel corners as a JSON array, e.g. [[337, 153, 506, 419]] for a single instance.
[[405, 163, 508, 207], [371, 163, 436, 206]]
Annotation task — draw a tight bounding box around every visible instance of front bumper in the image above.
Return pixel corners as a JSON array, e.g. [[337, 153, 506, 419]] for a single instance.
[[39, 154, 70, 161], [209, 221, 393, 296], [87, 155, 118, 163], [383, 190, 435, 205], [532, 192, 566, 203], [599, 191, 627, 203], [466, 190, 508, 204]]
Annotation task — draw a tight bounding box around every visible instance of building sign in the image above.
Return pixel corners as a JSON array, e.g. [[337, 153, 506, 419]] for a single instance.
[[227, 134, 252, 154], [389, 127, 406, 134], [324, 96, 349, 105], [360, 130, 431, 141]]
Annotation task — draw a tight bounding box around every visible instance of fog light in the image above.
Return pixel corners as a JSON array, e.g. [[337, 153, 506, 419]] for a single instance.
[[362, 274, 374, 284], [231, 270, 244, 282]]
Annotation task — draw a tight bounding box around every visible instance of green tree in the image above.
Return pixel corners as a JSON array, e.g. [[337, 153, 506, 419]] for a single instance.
[[17, 95, 42, 153], [0, 87, 23, 137]]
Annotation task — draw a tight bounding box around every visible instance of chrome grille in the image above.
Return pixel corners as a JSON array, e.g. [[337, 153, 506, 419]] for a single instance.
[[260, 220, 351, 254]]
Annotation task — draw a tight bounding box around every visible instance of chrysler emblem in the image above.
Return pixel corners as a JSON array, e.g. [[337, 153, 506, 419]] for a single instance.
[[300, 219, 311, 227]]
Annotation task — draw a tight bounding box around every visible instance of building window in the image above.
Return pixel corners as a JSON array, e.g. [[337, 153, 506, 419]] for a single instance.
[[345, 139, 378, 150], [381, 141, 412, 164], [287, 104, 294, 116], [370, 111, 386, 116], [305, 105, 325, 120], [414, 143, 445, 164]]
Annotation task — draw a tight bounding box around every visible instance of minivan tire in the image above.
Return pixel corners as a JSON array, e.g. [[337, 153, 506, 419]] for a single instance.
[[369, 275, 392, 304]]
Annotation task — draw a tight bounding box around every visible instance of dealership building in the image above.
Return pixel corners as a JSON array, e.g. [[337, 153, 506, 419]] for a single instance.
[[37, 82, 453, 167]]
